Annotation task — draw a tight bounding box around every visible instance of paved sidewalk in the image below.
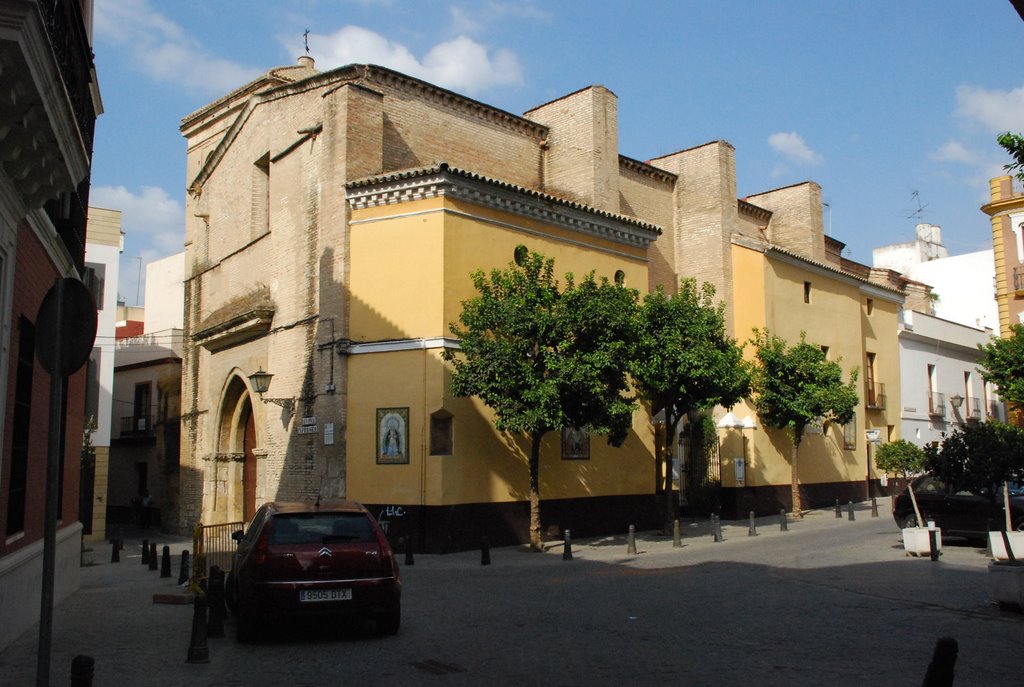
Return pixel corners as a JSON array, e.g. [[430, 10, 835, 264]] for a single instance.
[[0, 499, 1015, 685]]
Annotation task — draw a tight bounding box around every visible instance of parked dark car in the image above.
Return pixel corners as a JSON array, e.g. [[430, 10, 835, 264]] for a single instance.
[[225, 500, 401, 641], [892, 475, 1024, 539]]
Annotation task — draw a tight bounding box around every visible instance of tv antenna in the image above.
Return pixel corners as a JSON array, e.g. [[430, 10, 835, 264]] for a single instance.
[[903, 190, 928, 221]]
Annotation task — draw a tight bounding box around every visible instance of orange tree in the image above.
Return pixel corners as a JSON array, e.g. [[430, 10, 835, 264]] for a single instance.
[[629, 279, 749, 531], [444, 252, 638, 551], [749, 330, 859, 517]]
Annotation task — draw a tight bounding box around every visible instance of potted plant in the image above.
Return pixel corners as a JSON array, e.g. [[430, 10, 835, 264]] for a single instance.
[[988, 481, 1024, 561]]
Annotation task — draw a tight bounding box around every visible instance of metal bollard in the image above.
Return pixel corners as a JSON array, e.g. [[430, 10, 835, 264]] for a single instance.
[[161, 545, 172, 578], [480, 536, 491, 566], [871, 497, 879, 518], [928, 528, 939, 562], [748, 511, 757, 537], [141, 539, 149, 565], [178, 550, 191, 586], [70, 654, 94, 687], [713, 514, 722, 543], [780, 509, 788, 531], [563, 529, 573, 561], [404, 536, 415, 566], [207, 566, 226, 638], [149, 542, 158, 571], [626, 525, 637, 554], [672, 519, 682, 548], [835, 499, 842, 518], [111, 540, 120, 563], [848, 501, 856, 522], [186, 594, 210, 663]]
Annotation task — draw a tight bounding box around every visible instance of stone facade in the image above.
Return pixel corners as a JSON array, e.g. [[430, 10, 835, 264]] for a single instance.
[[177, 58, 904, 544]]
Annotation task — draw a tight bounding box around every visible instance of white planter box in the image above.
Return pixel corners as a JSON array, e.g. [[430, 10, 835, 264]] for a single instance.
[[988, 562, 1024, 611], [988, 531, 1024, 562], [902, 527, 942, 557]]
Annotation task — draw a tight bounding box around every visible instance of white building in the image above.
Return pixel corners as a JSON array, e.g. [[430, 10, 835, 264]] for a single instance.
[[83, 207, 123, 541], [898, 310, 1003, 448]]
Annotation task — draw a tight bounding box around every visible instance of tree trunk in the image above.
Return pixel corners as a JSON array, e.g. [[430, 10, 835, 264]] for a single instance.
[[790, 441, 803, 519], [663, 415, 680, 534], [529, 433, 543, 551]]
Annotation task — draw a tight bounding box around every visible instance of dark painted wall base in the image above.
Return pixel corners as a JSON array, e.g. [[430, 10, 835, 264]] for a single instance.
[[719, 478, 908, 520], [364, 494, 661, 554]]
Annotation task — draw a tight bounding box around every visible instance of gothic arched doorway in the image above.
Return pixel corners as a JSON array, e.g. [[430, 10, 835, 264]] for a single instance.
[[216, 374, 258, 523]]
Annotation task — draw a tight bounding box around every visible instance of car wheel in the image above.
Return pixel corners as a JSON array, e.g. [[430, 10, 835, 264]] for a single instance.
[[899, 513, 919, 529], [376, 606, 401, 637]]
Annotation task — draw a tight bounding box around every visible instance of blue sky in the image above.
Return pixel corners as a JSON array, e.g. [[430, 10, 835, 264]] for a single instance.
[[90, 0, 1024, 306]]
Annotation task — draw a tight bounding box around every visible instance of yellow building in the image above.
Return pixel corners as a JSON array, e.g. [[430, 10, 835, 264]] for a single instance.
[[177, 58, 903, 547], [982, 175, 1024, 335]]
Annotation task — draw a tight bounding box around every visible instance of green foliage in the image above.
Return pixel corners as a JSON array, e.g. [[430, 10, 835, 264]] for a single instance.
[[444, 251, 639, 443], [748, 329, 859, 447], [874, 439, 925, 479], [998, 131, 1024, 183], [630, 279, 750, 423], [81, 415, 97, 470], [924, 421, 1024, 493], [979, 324, 1024, 408]]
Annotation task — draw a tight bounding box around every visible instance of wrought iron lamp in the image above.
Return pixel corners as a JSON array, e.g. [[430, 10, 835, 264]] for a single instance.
[[248, 367, 295, 415], [948, 393, 964, 411]]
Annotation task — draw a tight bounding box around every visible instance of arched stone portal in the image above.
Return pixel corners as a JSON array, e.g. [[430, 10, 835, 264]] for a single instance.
[[214, 374, 258, 523]]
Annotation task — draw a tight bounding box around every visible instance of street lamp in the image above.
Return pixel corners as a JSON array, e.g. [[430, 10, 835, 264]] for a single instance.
[[247, 367, 295, 415], [949, 393, 964, 411]]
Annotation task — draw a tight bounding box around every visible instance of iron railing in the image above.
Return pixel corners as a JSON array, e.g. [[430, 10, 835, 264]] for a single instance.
[[191, 521, 244, 588], [119, 415, 153, 435], [866, 382, 886, 409], [928, 392, 946, 417]]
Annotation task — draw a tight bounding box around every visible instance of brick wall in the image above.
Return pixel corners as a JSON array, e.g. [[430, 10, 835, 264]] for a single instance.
[[746, 182, 826, 263]]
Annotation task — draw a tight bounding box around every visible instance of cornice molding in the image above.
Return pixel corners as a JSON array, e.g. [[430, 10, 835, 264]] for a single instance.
[[347, 163, 662, 249]]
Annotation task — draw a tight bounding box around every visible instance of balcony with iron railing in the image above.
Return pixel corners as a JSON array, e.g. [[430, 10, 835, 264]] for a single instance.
[[928, 392, 946, 418], [1015, 266, 1024, 293], [866, 382, 886, 410], [967, 397, 982, 421], [119, 415, 154, 437]]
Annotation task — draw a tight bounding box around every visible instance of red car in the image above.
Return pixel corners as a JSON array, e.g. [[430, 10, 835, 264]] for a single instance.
[[225, 500, 401, 641]]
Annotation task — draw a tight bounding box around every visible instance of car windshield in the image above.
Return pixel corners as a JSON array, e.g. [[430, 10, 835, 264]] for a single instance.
[[269, 512, 375, 545]]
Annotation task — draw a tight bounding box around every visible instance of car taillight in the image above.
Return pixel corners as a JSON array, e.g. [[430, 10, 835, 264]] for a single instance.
[[252, 527, 270, 565], [374, 528, 395, 576]]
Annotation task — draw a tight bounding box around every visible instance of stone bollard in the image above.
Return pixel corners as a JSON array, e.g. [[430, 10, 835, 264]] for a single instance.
[[871, 497, 879, 517], [178, 550, 191, 586], [161, 545, 172, 578], [141, 539, 149, 565], [186, 594, 210, 663], [921, 636, 958, 686], [626, 525, 637, 555], [835, 499, 842, 518], [779, 509, 788, 531], [748, 511, 757, 537], [562, 529, 573, 561], [207, 566, 226, 638], [672, 519, 682, 548], [149, 542, 158, 571], [404, 536, 415, 566], [111, 540, 120, 563], [848, 501, 856, 522], [70, 654, 94, 687], [480, 536, 491, 566]]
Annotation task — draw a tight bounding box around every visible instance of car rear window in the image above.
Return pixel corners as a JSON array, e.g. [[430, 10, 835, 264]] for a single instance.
[[269, 512, 376, 545]]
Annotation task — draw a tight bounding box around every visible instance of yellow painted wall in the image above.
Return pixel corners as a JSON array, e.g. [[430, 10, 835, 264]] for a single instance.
[[347, 196, 657, 507], [727, 244, 901, 491]]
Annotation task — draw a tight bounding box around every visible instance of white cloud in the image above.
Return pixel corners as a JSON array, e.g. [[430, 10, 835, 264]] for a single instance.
[[293, 26, 523, 95], [931, 139, 979, 165], [955, 84, 1024, 133], [90, 185, 185, 256], [94, 0, 262, 96], [449, 2, 552, 35], [767, 132, 823, 165]]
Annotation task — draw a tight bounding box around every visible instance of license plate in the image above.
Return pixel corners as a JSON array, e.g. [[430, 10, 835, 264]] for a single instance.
[[299, 588, 352, 603]]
